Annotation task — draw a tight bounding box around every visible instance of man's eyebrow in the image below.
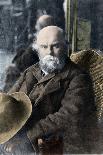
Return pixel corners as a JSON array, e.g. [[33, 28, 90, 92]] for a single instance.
[[52, 40, 65, 45], [39, 44, 48, 46], [51, 41, 61, 45]]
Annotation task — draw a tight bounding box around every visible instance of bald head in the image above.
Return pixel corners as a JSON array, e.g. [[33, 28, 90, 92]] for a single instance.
[[35, 15, 55, 31], [37, 26, 65, 45]]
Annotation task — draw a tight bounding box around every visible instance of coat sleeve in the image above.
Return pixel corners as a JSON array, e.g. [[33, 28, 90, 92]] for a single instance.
[[27, 72, 97, 142]]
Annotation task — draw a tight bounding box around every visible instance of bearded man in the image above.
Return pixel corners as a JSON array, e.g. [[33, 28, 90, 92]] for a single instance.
[[7, 26, 97, 154]]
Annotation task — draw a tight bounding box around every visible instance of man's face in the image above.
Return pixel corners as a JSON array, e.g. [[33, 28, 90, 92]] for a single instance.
[[37, 31, 65, 59], [36, 27, 67, 74]]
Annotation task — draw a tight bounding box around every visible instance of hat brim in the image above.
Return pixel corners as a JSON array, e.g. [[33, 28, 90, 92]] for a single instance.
[[0, 92, 32, 144]]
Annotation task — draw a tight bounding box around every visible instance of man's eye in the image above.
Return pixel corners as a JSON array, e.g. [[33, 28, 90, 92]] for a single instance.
[[54, 44, 60, 48], [42, 45, 47, 49]]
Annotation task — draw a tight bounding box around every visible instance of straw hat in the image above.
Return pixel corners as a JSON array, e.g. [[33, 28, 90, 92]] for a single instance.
[[0, 92, 32, 144], [70, 49, 103, 120]]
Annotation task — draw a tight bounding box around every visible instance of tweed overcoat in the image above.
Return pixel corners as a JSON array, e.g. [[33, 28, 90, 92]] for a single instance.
[[9, 59, 97, 154]]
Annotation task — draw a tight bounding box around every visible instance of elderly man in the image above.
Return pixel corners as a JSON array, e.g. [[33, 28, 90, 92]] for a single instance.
[[14, 15, 55, 72], [6, 26, 97, 154]]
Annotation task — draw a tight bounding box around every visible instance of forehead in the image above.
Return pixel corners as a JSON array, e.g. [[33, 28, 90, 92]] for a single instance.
[[37, 30, 64, 45]]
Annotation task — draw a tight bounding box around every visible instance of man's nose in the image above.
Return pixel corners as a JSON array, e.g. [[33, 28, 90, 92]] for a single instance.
[[48, 46, 53, 55]]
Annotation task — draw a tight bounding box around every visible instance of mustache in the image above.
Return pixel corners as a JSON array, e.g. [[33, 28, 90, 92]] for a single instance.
[[40, 55, 59, 62], [43, 55, 58, 60]]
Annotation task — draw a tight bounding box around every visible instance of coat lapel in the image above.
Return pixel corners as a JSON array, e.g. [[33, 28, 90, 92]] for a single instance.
[[34, 73, 70, 107], [29, 61, 71, 107], [31, 63, 43, 81], [34, 76, 61, 106]]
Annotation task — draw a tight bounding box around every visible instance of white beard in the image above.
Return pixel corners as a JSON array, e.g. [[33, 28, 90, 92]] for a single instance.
[[39, 55, 66, 74]]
